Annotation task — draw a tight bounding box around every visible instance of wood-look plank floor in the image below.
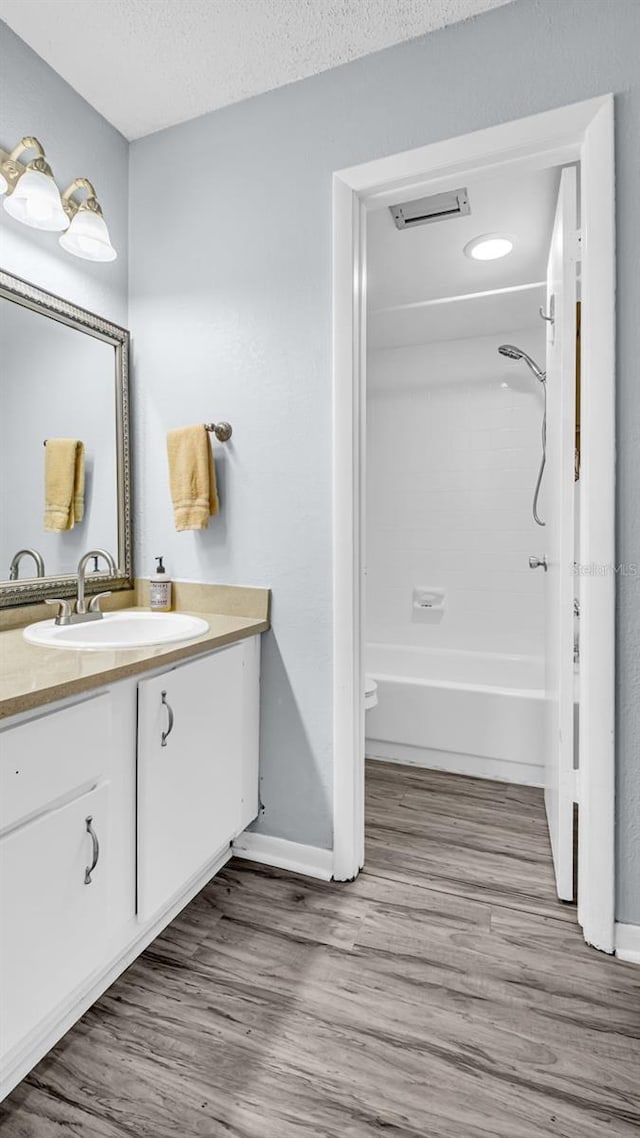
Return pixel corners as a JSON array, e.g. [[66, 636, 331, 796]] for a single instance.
[[2, 762, 639, 1137]]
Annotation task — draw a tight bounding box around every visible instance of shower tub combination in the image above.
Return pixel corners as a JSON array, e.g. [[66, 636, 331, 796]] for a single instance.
[[366, 643, 546, 786]]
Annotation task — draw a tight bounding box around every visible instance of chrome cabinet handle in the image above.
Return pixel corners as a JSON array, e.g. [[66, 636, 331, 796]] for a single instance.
[[84, 815, 100, 884], [161, 690, 174, 747]]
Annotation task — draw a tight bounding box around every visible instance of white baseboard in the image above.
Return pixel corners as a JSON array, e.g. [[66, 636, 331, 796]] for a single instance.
[[1, 844, 232, 1103], [232, 831, 333, 881], [366, 739, 543, 788], [615, 922, 640, 964]]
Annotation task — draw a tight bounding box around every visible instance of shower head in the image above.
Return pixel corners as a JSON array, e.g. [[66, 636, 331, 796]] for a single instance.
[[498, 343, 546, 383]]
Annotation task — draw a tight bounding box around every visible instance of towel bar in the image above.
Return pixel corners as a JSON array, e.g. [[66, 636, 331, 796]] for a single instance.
[[204, 422, 233, 442], [45, 423, 233, 445]]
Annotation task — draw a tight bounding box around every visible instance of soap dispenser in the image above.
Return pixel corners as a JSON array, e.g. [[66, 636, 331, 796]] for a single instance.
[[150, 556, 172, 612]]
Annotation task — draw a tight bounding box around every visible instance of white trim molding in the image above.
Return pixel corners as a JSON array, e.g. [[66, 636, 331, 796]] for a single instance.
[[367, 742, 544, 789], [615, 923, 640, 965], [332, 96, 616, 948], [232, 832, 333, 881], [575, 96, 616, 954]]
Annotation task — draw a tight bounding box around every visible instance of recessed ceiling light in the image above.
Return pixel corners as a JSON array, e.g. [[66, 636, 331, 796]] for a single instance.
[[464, 234, 513, 261]]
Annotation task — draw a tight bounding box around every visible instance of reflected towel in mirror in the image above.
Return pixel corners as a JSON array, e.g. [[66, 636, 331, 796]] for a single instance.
[[44, 438, 85, 531]]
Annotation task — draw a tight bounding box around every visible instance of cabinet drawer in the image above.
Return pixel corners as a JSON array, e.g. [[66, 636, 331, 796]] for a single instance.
[[0, 695, 110, 833], [0, 782, 109, 1055]]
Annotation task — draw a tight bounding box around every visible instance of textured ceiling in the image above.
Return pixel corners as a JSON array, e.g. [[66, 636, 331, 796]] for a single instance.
[[0, 0, 512, 140]]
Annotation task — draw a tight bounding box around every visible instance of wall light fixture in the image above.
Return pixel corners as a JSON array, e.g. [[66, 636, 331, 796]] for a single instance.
[[0, 136, 116, 261], [0, 137, 68, 231], [60, 178, 117, 262]]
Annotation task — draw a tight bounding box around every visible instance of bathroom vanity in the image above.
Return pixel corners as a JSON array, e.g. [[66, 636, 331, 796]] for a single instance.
[[0, 269, 271, 1101], [0, 600, 268, 1101]]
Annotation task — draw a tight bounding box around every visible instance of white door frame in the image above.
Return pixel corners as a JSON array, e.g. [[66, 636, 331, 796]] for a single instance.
[[332, 96, 616, 953]]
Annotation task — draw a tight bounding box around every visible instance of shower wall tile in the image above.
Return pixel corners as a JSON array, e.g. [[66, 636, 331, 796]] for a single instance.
[[366, 329, 547, 657]]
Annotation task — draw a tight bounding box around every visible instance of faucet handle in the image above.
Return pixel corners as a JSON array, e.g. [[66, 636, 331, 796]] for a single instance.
[[45, 598, 73, 625], [88, 591, 112, 614]]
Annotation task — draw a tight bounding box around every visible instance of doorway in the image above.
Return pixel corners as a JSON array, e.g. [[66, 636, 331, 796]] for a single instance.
[[332, 97, 615, 954]]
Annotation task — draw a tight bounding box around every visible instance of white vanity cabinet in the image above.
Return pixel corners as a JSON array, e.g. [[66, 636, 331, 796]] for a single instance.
[[0, 635, 261, 1101], [0, 694, 113, 1056], [0, 783, 110, 1054], [137, 639, 259, 920]]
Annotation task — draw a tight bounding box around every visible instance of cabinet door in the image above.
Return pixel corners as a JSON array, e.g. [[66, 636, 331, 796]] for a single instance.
[[137, 646, 244, 921], [0, 783, 109, 1056]]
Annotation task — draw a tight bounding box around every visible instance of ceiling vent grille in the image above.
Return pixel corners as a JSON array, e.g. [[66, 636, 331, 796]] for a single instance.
[[390, 188, 470, 230]]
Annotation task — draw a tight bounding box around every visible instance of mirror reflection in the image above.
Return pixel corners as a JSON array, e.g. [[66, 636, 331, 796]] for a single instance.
[[0, 285, 127, 591]]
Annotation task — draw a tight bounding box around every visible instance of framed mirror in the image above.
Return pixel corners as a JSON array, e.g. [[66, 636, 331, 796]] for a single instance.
[[0, 269, 132, 608]]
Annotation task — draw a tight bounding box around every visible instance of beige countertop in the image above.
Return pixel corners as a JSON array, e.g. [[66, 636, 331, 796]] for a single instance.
[[0, 583, 270, 721]]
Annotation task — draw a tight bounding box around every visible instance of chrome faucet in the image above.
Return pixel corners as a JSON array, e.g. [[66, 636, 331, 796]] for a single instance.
[[9, 548, 45, 581], [76, 549, 117, 615], [47, 549, 117, 627]]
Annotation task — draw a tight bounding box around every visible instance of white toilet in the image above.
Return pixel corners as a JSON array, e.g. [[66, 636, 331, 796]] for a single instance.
[[365, 675, 378, 711]]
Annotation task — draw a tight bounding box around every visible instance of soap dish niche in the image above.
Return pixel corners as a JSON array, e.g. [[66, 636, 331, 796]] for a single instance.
[[412, 586, 446, 620]]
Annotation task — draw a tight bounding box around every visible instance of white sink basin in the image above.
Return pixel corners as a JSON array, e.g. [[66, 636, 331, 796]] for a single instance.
[[23, 611, 209, 651]]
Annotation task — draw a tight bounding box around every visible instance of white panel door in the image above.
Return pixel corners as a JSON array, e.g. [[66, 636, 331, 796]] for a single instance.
[[137, 646, 244, 921], [0, 783, 109, 1055], [543, 166, 578, 901]]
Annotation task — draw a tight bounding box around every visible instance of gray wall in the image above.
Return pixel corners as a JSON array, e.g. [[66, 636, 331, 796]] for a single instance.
[[0, 299, 118, 578], [129, 0, 640, 921], [0, 23, 128, 327]]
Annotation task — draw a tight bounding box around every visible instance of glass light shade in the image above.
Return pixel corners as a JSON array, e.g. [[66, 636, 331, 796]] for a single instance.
[[59, 209, 117, 262], [3, 169, 69, 231], [464, 234, 513, 261], [0, 171, 8, 196]]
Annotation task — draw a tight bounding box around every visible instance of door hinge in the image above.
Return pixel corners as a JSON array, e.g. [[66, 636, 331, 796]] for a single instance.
[[570, 228, 583, 262], [572, 767, 580, 804]]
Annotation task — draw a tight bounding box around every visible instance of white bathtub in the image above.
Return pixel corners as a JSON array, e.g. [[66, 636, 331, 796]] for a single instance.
[[366, 643, 545, 786]]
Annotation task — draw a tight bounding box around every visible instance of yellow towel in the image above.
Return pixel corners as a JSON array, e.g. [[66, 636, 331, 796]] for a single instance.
[[44, 438, 85, 532], [166, 425, 219, 531]]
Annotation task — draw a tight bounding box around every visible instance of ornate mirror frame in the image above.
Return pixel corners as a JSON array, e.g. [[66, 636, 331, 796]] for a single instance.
[[0, 269, 132, 608]]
